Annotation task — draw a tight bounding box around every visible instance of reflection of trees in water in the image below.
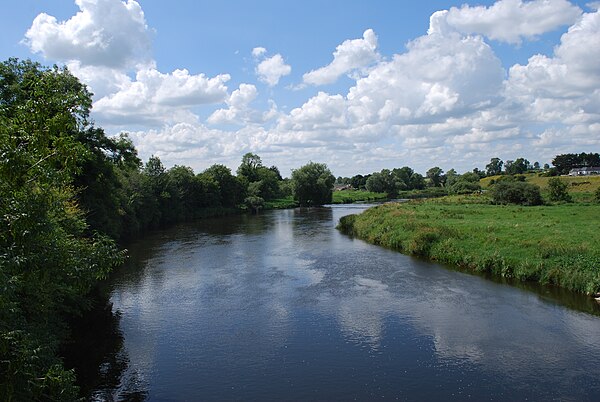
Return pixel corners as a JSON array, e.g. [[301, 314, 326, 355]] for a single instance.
[[61, 289, 148, 401]]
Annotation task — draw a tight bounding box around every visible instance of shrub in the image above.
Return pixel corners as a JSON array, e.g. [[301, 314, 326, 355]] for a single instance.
[[547, 177, 572, 202], [490, 181, 543, 206], [448, 180, 481, 195], [595, 186, 600, 203]]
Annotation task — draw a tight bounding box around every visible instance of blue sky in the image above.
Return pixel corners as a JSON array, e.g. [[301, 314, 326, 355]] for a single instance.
[[1, 0, 599, 177]]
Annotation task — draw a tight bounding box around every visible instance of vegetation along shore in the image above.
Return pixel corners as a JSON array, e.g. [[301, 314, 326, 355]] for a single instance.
[[338, 182, 600, 295]]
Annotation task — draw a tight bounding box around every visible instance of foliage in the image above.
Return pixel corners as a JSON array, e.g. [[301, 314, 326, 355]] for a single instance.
[[485, 157, 503, 176], [332, 190, 388, 204], [552, 152, 600, 175], [547, 177, 572, 202], [0, 58, 124, 399], [596, 186, 600, 203], [504, 158, 530, 175], [490, 181, 543, 206], [426, 167, 445, 187], [338, 199, 600, 294], [291, 162, 335, 206]]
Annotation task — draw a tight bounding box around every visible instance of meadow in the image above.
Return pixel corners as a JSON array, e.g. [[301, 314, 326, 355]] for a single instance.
[[338, 188, 600, 295]]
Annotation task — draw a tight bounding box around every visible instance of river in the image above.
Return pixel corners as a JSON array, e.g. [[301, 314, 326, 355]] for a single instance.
[[74, 205, 600, 400]]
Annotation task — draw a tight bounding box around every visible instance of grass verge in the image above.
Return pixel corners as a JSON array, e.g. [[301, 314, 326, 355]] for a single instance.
[[332, 190, 388, 204], [338, 197, 600, 294]]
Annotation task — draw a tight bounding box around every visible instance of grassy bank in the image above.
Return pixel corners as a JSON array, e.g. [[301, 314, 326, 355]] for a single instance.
[[338, 197, 600, 294], [264, 196, 299, 209], [332, 190, 388, 204]]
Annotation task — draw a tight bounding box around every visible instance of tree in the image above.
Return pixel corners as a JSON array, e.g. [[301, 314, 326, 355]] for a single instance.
[[445, 168, 459, 187], [486, 158, 503, 176], [237, 152, 263, 182], [547, 177, 572, 202], [426, 167, 445, 187], [0, 58, 123, 399], [448, 172, 481, 194], [505, 158, 529, 175], [490, 181, 543, 206], [203, 164, 245, 207], [350, 174, 368, 190], [366, 169, 397, 195], [392, 166, 416, 190], [291, 162, 335, 206]]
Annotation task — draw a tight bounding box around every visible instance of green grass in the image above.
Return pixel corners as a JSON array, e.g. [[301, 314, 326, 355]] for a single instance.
[[338, 196, 600, 294], [332, 190, 388, 204], [264, 196, 299, 209], [481, 174, 600, 203]]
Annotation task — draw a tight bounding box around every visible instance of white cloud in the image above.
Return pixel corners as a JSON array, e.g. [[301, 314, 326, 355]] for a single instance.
[[303, 29, 379, 86], [25, 0, 152, 69], [252, 47, 267, 58], [506, 9, 600, 127], [438, 0, 582, 44], [255, 53, 292, 86], [93, 68, 231, 126], [208, 83, 260, 125]]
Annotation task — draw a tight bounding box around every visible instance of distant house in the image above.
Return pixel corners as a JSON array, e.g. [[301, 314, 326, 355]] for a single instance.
[[568, 167, 600, 176], [334, 184, 353, 191]]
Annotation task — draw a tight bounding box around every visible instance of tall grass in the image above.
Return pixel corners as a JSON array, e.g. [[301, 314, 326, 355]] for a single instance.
[[338, 198, 600, 294]]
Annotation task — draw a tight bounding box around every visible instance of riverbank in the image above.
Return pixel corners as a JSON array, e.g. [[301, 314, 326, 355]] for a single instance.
[[338, 196, 600, 294]]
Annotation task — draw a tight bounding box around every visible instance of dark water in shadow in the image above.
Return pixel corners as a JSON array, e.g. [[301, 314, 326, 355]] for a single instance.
[[73, 205, 600, 401]]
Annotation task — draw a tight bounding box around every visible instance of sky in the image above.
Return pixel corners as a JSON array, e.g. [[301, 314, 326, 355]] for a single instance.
[[1, 0, 599, 177]]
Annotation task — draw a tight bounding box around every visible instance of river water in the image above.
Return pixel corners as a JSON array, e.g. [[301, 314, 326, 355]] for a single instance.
[[79, 205, 600, 400]]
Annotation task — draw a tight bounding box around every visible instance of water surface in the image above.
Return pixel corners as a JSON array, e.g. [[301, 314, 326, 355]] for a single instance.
[[83, 205, 600, 400]]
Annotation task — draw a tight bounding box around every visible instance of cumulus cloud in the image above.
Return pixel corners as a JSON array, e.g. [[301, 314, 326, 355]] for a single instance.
[[208, 83, 261, 125], [252, 47, 267, 58], [303, 29, 379, 86], [507, 10, 600, 117], [255, 53, 292, 86], [25, 0, 152, 69], [432, 0, 582, 44], [93, 68, 231, 126]]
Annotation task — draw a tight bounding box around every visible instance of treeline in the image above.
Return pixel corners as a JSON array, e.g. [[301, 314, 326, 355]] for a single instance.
[[0, 59, 336, 399], [336, 153, 599, 198]]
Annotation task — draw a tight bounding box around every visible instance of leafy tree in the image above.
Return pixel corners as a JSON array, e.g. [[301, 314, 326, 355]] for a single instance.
[[291, 162, 335, 206], [350, 174, 368, 190], [547, 177, 572, 202], [486, 157, 503, 176], [445, 168, 459, 187], [203, 164, 245, 207], [505, 158, 530, 175], [237, 152, 263, 182], [409, 173, 426, 190], [366, 169, 397, 194], [426, 167, 445, 187], [490, 181, 543, 206], [448, 172, 481, 194], [0, 58, 123, 399]]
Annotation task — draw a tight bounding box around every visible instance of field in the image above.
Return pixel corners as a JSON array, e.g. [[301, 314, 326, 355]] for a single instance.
[[331, 189, 388, 204], [338, 196, 600, 294]]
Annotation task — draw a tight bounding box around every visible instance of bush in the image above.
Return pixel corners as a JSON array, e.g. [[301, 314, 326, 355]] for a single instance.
[[490, 181, 543, 206], [595, 186, 600, 203], [448, 180, 481, 195], [547, 177, 572, 202]]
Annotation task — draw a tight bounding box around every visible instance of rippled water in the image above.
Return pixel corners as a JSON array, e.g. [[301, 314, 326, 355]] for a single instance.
[[81, 205, 600, 400]]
